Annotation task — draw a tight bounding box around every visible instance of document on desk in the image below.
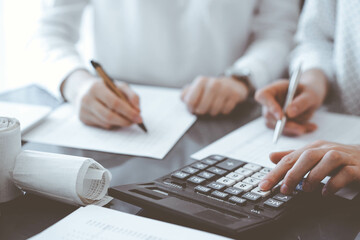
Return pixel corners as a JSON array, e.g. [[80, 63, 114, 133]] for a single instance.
[[23, 85, 196, 159], [0, 101, 52, 133], [192, 111, 360, 199], [30, 205, 230, 240]]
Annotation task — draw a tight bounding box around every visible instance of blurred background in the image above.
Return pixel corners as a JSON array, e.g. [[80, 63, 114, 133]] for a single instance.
[[0, 0, 92, 94]]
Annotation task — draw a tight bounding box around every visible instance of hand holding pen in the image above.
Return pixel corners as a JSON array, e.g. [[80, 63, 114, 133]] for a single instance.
[[255, 68, 328, 138], [91, 60, 147, 132], [60, 62, 146, 131]]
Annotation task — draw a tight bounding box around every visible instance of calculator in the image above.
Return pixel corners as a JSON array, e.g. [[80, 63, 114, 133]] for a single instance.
[[109, 155, 316, 239]]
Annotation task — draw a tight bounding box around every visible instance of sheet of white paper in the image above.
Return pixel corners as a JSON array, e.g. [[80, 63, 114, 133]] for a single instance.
[[192, 111, 360, 168], [23, 85, 196, 159], [0, 101, 52, 133], [30, 205, 230, 240], [192, 111, 360, 200]]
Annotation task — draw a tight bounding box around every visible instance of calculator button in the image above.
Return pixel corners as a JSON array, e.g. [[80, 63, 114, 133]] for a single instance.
[[273, 193, 293, 202], [235, 168, 253, 177], [251, 172, 267, 180], [197, 171, 215, 180], [201, 159, 218, 165], [228, 196, 247, 206], [264, 198, 284, 208], [233, 182, 253, 192], [209, 155, 227, 161], [226, 172, 245, 181], [243, 163, 262, 172], [208, 167, 227, 175], [187, 176, 206, 185], [251, 187, 271, 198], [242, 177, 261, 187], [259, 168, 271, 174], [211, 191, 229, 200], [171, 171, 190, 180], [216, 177, 236, 187], [224, 187, 243, 196], [191, 162, 208, 170], [182, 167, 199, 175], [194, 185, 212, 195], [242, 192, 261, 202], [207, 182, 226, 191], [216, 159, 244, 171]]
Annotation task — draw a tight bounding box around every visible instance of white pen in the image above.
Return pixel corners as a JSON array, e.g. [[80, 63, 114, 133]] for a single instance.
[[273, 65, 302, 144]]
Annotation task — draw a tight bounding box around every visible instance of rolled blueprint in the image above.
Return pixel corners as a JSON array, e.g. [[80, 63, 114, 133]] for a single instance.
[[12, 150, 112, 206], [0, 117, 22, 203]]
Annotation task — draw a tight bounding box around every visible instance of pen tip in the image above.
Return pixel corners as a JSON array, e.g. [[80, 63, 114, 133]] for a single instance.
[[139, 123, 148, 133], [90, 60, 100, 69]]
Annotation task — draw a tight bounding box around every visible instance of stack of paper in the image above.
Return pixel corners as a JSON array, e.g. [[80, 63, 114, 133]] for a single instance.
[[23, 85, 196, 159], [30, 205, 230, 240]]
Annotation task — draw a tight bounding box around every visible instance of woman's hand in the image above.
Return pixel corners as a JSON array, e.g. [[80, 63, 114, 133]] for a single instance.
[[62, 70, 142, 129], [259, 140, 360, 196], [255, 69, 328, 136], [181, 76, 249, 116]]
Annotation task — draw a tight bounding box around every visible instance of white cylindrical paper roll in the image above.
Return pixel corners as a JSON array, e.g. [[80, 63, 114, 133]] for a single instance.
[[0, 117, 22, 203], [12, 150, 112, 206]]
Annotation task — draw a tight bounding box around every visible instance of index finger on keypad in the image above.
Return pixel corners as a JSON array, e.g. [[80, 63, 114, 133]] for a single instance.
[[281, 147, 328, 194], [259, 151, 300, 191], [269, 150, 294, 164]]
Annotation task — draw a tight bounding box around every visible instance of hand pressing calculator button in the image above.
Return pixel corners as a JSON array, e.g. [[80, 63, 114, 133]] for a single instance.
[[110, 155, 313, 239]]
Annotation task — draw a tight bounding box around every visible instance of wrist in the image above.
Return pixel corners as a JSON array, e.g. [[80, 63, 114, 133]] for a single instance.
[[224, 67, 254, 98], [61, 69, 97, 103], [230, 76, 250, 101]]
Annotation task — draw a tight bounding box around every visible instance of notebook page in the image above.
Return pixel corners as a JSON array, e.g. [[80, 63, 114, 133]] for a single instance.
[[23, 85, 196, 159], [192, 111, 360, 168], [29, 205, 230, 240]]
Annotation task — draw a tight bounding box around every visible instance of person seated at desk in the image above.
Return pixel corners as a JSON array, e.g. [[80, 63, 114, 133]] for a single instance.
[[30, 0, 299, 129], [256, 0, 360, 196]]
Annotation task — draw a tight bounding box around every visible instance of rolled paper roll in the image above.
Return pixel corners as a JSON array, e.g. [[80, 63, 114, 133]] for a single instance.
[[0, 117, 22, 203], [12, 150, 112, 206]]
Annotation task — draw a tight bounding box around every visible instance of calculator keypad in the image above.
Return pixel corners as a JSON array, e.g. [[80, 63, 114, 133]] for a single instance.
[[170, 156, 294, 212]]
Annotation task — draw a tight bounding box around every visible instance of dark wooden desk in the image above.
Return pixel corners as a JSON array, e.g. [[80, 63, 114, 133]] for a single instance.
[[0, 85, 359, 240]]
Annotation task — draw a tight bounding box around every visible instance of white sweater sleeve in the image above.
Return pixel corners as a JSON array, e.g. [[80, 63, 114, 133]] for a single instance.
[[233, 0, 300, 90], [28, 0, 89, 97], [290, 0, 336, 80]]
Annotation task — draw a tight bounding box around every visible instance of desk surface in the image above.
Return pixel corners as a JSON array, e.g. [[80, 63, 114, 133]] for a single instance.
[[0, 85, 359, 240]]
